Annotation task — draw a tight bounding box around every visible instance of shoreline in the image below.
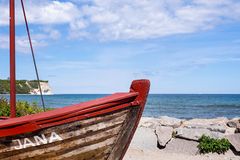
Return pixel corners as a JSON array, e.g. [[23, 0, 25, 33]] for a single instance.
[[124, 116, 240, 160]]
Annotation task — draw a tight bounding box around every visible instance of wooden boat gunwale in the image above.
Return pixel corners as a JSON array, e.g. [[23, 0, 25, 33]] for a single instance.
[[0, 92, 138, 137], [0, 92, 138, 128]]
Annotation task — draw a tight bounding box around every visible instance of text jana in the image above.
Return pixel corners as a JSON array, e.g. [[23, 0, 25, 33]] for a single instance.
[[12, 132, 63, 150]]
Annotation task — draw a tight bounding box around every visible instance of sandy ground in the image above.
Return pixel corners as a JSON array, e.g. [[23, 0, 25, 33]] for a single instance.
[[124, 148, 240, 160], [123, 127, 240, 160], [125, 148, 239, 160]]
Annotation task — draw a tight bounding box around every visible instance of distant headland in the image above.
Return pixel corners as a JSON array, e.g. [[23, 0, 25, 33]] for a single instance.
[[0, 79, 52, 95]]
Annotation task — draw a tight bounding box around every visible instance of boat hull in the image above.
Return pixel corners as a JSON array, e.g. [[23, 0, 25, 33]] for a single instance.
[[0, 80, 150, 160]]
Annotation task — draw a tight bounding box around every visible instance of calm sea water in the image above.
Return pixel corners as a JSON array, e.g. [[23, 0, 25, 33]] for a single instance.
[[2, 94, 240, 119]]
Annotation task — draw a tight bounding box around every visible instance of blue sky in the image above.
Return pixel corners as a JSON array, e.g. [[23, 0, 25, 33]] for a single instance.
[[0, 0, 240, 94]]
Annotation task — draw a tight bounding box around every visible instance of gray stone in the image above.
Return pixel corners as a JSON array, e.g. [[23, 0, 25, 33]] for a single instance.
[[159, 116, 183, 128], [236, 127, 240, 133], [227, 121, 239, 128], [183, 117, 228, 126], [155, 126, 173, 147], [225, 127, 237, 135], [130, 127, 158, 151], [182, 118, 228, 134], [164, 138, 199, 155], [226, 133, 240, 152], [235, 123, 240, 133], [185, 124, 226, 133], [207, 124, 227, 133], [139, 117, 160, 129], [227, 119, 240, 134], [175, 128, 225, 141]]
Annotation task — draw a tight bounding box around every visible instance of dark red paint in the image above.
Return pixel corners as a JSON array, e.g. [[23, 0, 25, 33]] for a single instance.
[[10, 0, 16, 118]]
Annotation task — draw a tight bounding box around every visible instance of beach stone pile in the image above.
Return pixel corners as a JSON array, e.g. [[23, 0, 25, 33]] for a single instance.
[[138, 116, 240, 155]]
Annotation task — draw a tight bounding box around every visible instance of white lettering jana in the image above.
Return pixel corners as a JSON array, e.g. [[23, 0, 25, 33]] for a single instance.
[[13, 132, 63, 150], [49, 132, 63, 143]]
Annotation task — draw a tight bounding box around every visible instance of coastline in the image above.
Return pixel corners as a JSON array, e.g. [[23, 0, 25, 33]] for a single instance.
[[124, 116, 240, 160]]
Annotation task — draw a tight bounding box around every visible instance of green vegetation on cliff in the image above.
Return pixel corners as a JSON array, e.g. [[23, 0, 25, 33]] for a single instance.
[[0, 79, 48, 94], [0, 97, 52, 117]]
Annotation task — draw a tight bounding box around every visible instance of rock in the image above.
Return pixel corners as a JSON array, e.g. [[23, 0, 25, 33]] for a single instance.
[[164, 138, 199, 155], [226, 133, 240, 152], [155, 126, 173, 147], [182, 118, 228, 133], [130, 127, 158, 151], [225, 127, 237, 135], [185, 124, 226, 133], [236, 127, 240, 133], [206, 124, 226, 133], [227, 120, 239, 128], [159, 116, 183, 128], [175, 128, 225, 141], [227, 121, 238, 128], [139, 117, 160, 129], [183, 117, 228, 126], [227, 118, 240, 134]]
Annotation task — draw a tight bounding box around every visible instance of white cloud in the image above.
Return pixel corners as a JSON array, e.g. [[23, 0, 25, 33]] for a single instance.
[[0, 30, 59, 53], [0, 35, 48, 54], [26, 1, 80, 25], [80, 0, 240, 40], [0, 0, 80, 25], [16, 36, 48, 54], [1, 0, 240, 40], [0, 36, 8, 49], [42, 27, 61, 40]]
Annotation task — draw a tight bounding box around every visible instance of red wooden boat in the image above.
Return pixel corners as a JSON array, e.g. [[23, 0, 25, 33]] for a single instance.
[[0, 0, 150, 159]]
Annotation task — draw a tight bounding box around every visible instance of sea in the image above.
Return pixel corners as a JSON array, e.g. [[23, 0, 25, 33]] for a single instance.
[[1, 94, 240, 119]]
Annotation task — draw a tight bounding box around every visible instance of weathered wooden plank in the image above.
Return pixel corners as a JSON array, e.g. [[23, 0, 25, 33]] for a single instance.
[[4, 134, 117, 160], [0, 108, 131, 160], [54, 137, 116, 160], [56, 145, 111, 160], [0, 109, 128, 154], [0, 106, 140, 160], [107, 107, 139, 160]]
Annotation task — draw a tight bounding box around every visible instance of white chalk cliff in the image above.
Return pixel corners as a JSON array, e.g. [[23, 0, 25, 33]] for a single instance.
[[29, 82, 52, 95]]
